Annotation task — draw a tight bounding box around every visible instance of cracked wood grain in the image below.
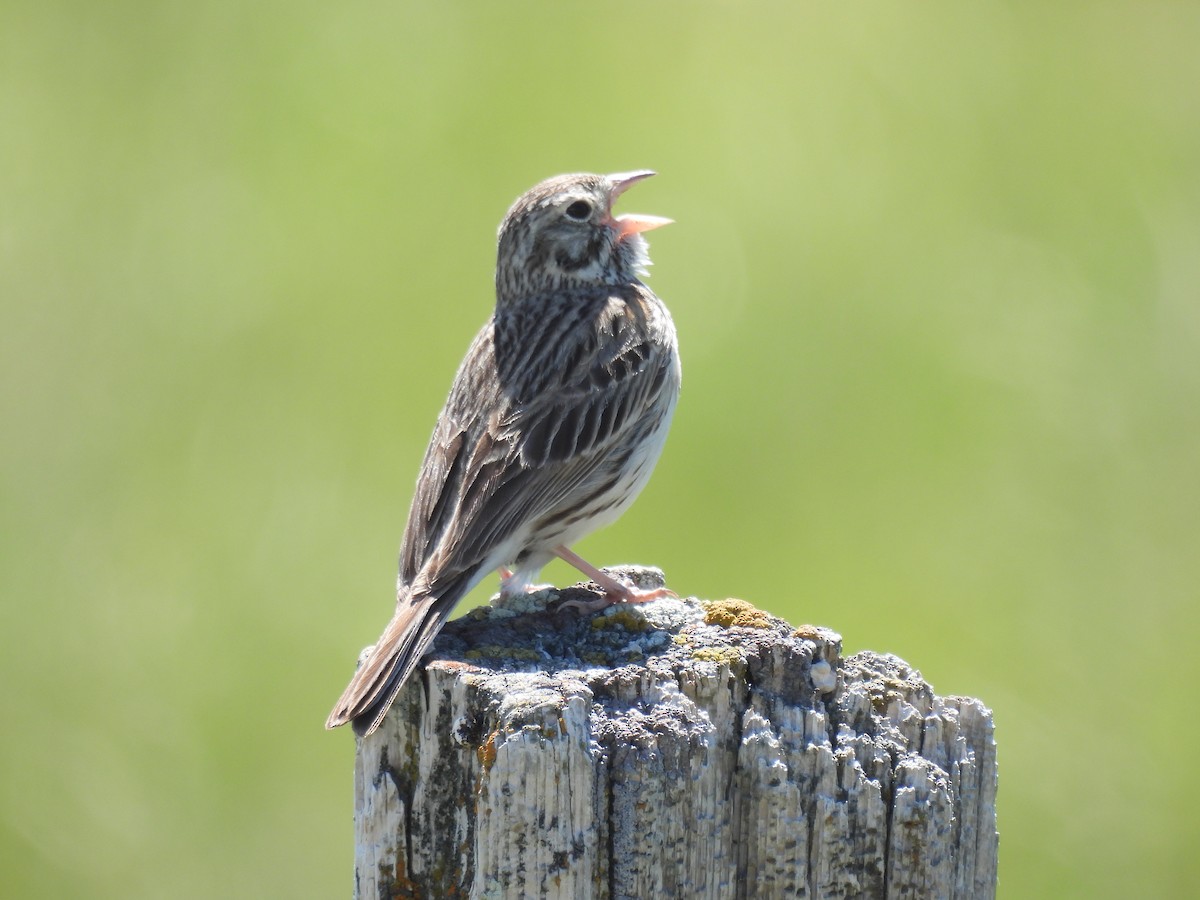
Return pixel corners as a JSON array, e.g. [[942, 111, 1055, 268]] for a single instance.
[[347, 567, 998, 899]]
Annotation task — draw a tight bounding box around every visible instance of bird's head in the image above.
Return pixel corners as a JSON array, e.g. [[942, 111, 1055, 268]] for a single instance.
[[495, 171, 671, 304]]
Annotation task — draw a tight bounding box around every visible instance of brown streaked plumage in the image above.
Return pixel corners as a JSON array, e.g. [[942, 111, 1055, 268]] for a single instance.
[[326, 171, 680, 736]]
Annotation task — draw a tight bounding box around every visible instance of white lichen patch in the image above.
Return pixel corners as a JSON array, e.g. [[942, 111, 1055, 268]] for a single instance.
[[810, 659, 838, 693]]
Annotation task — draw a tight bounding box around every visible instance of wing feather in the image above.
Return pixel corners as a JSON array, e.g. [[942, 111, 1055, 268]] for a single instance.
[[397, 286, 674, 589]]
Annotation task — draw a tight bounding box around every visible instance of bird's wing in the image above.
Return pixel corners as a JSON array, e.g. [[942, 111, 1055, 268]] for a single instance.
[[397, 289, 673, 583], [395, 322, 509, 587], [450, 290, 674, 564], [512, 293, 673, 469]]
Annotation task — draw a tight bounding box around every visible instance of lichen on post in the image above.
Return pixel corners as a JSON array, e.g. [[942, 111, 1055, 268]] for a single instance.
[[347, 566, 998, 899]]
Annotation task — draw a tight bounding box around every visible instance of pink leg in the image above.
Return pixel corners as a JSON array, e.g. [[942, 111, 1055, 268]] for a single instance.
[[553, 545, 675, 612]]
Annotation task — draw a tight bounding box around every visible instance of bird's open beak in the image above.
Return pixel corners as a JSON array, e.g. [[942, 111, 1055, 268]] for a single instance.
[[614, 213, 673, 239], [606, 170, 673, 240]]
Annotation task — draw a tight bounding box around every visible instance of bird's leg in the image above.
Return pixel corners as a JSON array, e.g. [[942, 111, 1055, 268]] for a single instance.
[[552, 545, 675, 612], [496, 565, 551, 599], [497, 566, 518, 597]]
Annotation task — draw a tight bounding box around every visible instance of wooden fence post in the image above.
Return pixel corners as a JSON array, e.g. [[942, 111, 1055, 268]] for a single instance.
[[348, 567, 998, 899]]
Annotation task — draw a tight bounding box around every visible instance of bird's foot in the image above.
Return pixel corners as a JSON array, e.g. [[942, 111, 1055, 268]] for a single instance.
[[552, 545, 676, 612]]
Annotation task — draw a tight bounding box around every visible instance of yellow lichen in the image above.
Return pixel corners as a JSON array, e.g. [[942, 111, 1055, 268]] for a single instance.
[[703, 598, 772, 629], [691, 646, 744, 665], [591, 607, 650, 631], [476, 730, 498, 770]]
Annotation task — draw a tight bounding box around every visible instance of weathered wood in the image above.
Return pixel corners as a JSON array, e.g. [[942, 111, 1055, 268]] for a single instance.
[[350, 567, 997, 899]]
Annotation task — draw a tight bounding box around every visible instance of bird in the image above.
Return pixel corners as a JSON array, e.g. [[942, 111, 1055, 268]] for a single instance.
[[326, 170, 681, 736]]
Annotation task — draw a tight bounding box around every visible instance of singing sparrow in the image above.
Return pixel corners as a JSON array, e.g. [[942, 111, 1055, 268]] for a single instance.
[[326, 171, 680, 736]]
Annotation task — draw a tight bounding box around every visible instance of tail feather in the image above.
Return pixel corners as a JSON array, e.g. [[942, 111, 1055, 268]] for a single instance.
[[326, 593, 455, 736]]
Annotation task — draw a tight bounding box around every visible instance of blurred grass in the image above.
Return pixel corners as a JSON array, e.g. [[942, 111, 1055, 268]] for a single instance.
[[2, 1, 1198, 896]]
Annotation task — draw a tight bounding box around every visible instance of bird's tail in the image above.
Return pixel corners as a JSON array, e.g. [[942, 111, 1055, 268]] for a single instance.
[[325, 592, 455, 736]]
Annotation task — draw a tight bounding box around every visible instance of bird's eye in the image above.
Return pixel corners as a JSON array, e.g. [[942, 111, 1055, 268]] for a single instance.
[[564, 200, 592, 221]]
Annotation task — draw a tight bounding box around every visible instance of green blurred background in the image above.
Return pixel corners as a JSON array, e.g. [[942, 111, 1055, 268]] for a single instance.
[[2, 1, 1197, 896]]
